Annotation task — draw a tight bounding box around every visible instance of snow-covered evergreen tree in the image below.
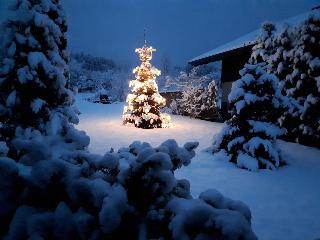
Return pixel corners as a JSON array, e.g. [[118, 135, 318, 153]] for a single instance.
[[176, 84, 203, 117], [264, 26, 298, 142], [251, 22, 277, 64], [0, 0, 81, 151], [268, 27, 295, 81], [278, 13, 320, 148], [213, 23, 286, 171], [213, 62, 285, 171], [175, 80, 220, 120], [166, 67, 221, 120], [202, 80, 220, 118]]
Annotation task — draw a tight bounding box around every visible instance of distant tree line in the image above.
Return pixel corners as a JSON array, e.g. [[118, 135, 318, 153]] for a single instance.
[[72, 53, 116, 72]]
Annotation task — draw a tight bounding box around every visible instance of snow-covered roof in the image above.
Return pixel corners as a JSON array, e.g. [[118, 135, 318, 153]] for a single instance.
[[189, 9, 318, 65]]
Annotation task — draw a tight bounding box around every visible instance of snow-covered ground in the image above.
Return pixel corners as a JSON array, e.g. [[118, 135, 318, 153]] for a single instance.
[[76, 94, 320, 240], [76, 94, 220, 153]]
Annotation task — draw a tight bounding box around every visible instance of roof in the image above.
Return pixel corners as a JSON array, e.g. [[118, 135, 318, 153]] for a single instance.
[[189, 9, 318, 66]]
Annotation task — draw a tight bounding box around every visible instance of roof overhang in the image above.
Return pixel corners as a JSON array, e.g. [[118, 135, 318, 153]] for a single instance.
[[188, 43, 255, 66], [189, 9, 317, 67]]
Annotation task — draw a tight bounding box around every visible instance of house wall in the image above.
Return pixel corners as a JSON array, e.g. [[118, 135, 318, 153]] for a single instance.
[[221, 81, 233, 102], [220, 49, 252, 119]]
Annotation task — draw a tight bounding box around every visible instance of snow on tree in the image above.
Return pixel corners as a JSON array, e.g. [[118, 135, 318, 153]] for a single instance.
[[268, 27, 295, 81], [263, 26, 298, 142], [277, 13, 320, 148], [162, 65, 221, 94], [123, 43, 171, 129], [166, 67, 221, 120], [213, 61, 286, 171], [211, 22, 289, 171], [176, 84, 203, 117], [0, 0, 83, 152], [175, 80, 220, 120], [251, 22, 277, 64]]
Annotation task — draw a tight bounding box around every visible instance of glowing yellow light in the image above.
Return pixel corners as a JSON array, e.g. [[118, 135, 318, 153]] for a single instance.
[[123, 42, 171, 128]]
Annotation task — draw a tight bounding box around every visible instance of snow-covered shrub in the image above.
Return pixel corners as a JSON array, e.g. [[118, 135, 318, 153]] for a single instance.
[[213, 62, 286, 171], [176, 84, 204, 116], [166, 189, 254, 240], [176, 80, 220, 120], [176, 81, 218, 119], [168, 68, 221, 120], [0, 138, 257, 239], [161, 64, 221, 93]]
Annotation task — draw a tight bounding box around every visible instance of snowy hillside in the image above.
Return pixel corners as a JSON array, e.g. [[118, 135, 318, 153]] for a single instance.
[[76, 94, 320, 240]]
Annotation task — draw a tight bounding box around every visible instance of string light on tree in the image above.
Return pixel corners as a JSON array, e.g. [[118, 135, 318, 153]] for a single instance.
[[123, 33, 171, 129]]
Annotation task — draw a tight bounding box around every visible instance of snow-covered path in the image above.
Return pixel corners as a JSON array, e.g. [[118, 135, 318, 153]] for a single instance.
[[76, 95, 320, 240]]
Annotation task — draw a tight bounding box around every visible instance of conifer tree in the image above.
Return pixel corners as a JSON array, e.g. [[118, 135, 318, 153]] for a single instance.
[[0, 0, 81, 150], [279, 14, 320, 147], [213, 23, 286, 171], [0, 0, 77, 132], [123, 43, 170, 129], [265, 27, 299, 142], [251, 22, 277, 64], [176, 80, 219, 120]]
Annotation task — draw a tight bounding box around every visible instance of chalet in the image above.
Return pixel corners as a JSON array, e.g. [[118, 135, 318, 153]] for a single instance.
[[188, 7, 319, 119]]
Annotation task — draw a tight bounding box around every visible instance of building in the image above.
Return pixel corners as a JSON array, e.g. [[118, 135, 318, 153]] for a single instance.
[[188, 8, 318, 119]]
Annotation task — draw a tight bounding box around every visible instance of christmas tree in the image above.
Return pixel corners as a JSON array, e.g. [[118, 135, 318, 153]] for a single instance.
[[123, 41, 170, 129]]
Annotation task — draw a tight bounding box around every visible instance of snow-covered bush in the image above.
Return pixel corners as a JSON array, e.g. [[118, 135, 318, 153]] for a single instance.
[[163, 66, 220, 92], [213, 62, 286, 171], [0, 138, 257, 239], [176, 80, 220, 120], [168, 68, 221, 120], [175, 84, 204, 117]]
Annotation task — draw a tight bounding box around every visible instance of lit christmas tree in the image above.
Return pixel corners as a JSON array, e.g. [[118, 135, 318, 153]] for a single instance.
[[123, 41, 171, 129]]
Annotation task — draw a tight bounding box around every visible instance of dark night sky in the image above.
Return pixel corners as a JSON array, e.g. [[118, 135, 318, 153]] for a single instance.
[[1, 0, 319, 66]]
